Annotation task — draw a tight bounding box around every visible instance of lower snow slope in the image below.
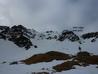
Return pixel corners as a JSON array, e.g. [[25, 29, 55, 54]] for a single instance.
[[0, 37, 98, 74]]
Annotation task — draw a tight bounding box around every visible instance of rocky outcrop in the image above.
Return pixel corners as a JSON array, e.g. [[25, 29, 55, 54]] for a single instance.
[[32, 72, 49, 74], [58, 30, 80, 42], [0, 25, 37, 50], [20, 51, 72, 65], [0, 25, 98, 50], [82, 32, 98, 39], [53, 61, 79, 72], [81, 32, 98, 42], [9, 51, 98, 73], [53, 51, 98, 72]]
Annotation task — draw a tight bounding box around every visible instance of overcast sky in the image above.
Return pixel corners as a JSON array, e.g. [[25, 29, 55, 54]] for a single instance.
[[0, 0, 98, 32]]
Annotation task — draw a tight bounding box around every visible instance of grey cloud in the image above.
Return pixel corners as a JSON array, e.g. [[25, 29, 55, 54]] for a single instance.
[[0, 0, 98, 32]]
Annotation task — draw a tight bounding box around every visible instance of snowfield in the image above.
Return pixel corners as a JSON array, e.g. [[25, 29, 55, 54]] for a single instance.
[[0, 26, 98, 74]]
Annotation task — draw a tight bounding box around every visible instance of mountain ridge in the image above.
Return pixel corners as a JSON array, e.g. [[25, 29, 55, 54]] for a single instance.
[[0, 25, 98, 50]]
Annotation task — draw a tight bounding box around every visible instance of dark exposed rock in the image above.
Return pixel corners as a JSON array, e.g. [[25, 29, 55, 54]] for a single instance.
[[78, 46, 82, 52], [2, 61, 7, 64], [46, 31, 53, 33], [34, 45, 38, 48], [10, 61, 18, 65], [13, 35, 33, 50], [9, 25, 33, 50], [81, 32, 98, 42], [44, 31, 59, 40], [91, 39, 96, 42], [32, 72, 49, 74], [0, 26, 10, 40], [0, 25, 34, 50], [0, 26, 9, 31], [0, 33, 6, 40], [58, 30, 80, 42]]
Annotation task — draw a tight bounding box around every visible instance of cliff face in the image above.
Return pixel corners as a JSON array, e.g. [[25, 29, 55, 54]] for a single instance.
[[58, 30, 80, 42], [0, 25, 33, 50], [81, 32, 98, 42]]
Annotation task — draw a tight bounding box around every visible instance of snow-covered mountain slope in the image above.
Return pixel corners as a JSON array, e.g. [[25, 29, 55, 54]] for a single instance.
[[0, 25, 98, 74]]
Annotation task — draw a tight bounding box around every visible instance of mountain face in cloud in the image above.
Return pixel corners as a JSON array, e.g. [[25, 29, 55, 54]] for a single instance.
[[0, 0, 98, 32]]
